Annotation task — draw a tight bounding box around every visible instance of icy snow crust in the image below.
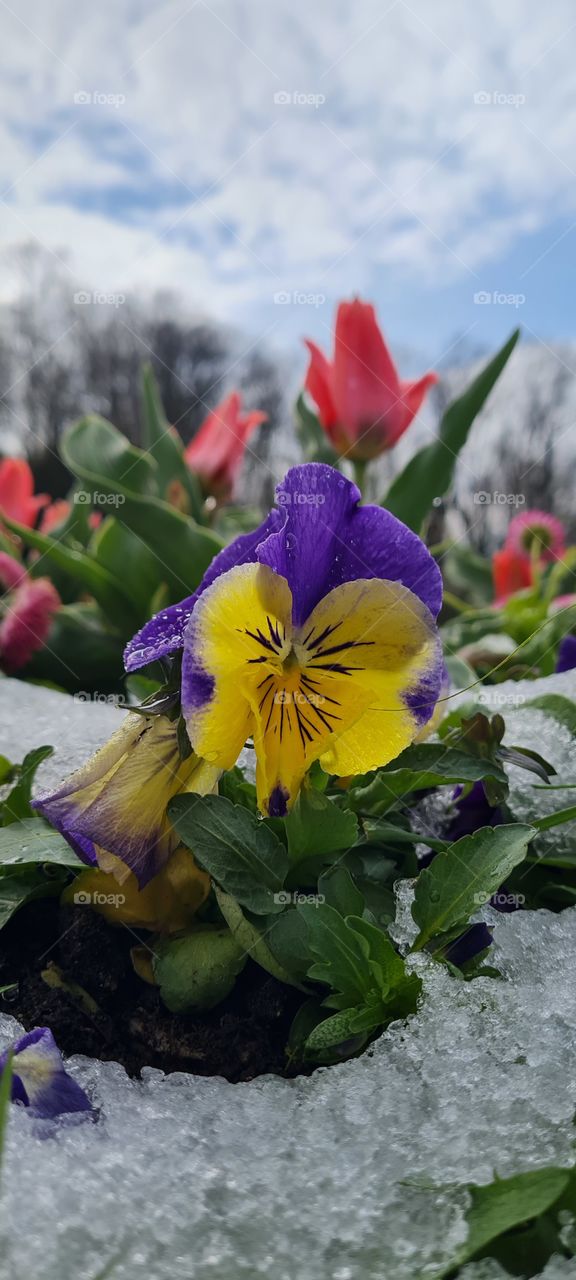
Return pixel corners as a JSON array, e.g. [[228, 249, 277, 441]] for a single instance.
[[0, 674, 576, 1279]]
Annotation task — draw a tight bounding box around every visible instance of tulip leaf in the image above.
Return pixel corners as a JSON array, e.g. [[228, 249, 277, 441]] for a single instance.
[[61, 415, 223, 599], [411, 823, 536, 950], [91, 518, 162, 620], [25, 602, 126, 693], [153, 925, 247, 1012], [140, 364, 204, 520], [0, 514, 138, 633], [382, 329, 520, 532], [168, 793, 289, 914]]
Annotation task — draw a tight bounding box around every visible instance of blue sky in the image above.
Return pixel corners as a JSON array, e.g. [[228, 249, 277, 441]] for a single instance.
[[1, 0, 575, 369]]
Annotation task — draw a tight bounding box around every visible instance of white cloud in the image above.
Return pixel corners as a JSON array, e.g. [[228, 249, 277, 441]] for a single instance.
[[0, 0, 575, 326]]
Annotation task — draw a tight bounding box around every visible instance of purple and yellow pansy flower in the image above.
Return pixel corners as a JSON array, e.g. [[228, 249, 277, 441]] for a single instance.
[[0, 1027, 93, 1119], [35, 463, 443, 883], [34, 713, 220, 886], [130, 463, 444, 818]]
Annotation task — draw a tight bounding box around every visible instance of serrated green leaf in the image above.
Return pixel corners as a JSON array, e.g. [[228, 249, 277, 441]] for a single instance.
[[284, 788, 358, 863], [0, 818, 82, 867], [411, 823, 536, 950], [318, 865, 365, 917], [383, 330, 519, 531], [168, 793, 288, 914], [2, 748, 54, 824]]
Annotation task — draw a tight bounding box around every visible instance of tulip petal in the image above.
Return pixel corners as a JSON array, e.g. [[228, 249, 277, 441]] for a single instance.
[[332, 299, 400, 442], [303, 339, 339, 439], [393, 372, 439, 444]]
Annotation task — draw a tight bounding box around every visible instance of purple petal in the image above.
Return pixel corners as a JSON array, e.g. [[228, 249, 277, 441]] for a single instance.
[[0, 1027, 93, 1119], [556, 635, 576, 673], [257, 464, 442, 626], [124, 510, 284, 672]]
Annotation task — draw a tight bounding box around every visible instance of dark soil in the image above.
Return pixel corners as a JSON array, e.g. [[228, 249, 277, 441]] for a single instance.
[[0, 901, 304, 1082]]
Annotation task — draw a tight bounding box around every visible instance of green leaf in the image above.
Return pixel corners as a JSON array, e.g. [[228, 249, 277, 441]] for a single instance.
[[214, 887, 305, 988], [92, 518, 162, 621], [298, 904, 418, 1017], [284, 788, 358, 863], [25, 603, 126, 694], [140, 364, 204, 520], [0, 514, 137, 633], [0, 818, 82, 868], [382, 330, 520, 531], [0, 867, 69, 932], [532, 804, 576, 832], [61, 415, 223, 601], [317, 865, 365, 917], [411, 823, 536, 950], [304, 1005, 379, 1053], [436, 1166, 570, 1275], [153, 925, 247, 1013], [347, 745, 507, 817], [2, 749, 54, 824], [168, 793, 289, 914]]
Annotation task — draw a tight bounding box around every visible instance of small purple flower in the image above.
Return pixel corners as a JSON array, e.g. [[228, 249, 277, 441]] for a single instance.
[[0, 1027, 93, 1120], [556, 634, 576, 674]]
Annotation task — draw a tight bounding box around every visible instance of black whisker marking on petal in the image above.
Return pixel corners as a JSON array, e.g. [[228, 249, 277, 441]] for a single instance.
[[300, 689, 341, 732], [244, 627, 279, 654], [267, 615, 282, 647], [301, 675, 341, 707], [259, 684, 274, 712], [312, 638, 375, 659], [294, 703, 313, 749], [307, 621, 343, 651], [308, 662, 363, 674]]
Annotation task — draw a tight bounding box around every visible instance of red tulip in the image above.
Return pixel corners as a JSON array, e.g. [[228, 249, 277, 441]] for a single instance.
[[0, 458, 49, 528], [492, 549, 533, 604], [0, 552, 60, 674], [184, 392, 267, 501], [304, 299, 438, 460]]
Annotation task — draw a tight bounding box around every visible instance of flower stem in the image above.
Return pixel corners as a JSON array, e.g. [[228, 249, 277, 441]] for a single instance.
[[352, 458, 368, 497]]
